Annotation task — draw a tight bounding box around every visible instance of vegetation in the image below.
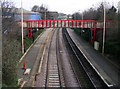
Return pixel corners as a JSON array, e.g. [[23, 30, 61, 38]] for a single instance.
[[72, 2, 120, 64], [31, 4, 58, 20], [1, 0, 21, 86], [2, 35, 21, 87], [1, 0, 44, 87], [24, 29, 44, 51], [32, 4, 48, 20]]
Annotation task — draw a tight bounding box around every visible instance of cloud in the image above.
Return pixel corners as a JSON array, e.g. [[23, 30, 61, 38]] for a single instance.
[[10, 0, 119, 14]]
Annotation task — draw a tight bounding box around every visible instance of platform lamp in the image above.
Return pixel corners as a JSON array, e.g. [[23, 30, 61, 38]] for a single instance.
[[102, 0, 106, 54], [21, 0, 24, 54]]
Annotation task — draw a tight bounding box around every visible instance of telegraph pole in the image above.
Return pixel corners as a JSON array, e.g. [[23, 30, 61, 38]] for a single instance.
[[21, 0, 24, 53], [44, 10, 46, 30], [102, 1, 106, 54], [78, 10, 83, 36], [81, 12, 83, 36]]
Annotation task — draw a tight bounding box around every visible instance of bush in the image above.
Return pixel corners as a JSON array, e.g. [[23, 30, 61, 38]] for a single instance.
[[3, 59, 18, 87], [105, 40, 120, 57], [2, 35, 21, 87]]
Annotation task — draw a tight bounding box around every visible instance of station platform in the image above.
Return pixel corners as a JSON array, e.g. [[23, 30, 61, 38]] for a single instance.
[[18, 28, 51, 87], [66, 28, 120, 87]]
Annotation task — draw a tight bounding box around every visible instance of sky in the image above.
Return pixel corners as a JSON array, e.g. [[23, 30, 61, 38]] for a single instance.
[[10, 0, 119, 14]]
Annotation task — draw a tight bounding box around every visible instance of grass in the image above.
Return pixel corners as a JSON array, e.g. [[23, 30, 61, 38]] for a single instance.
[[24, 29, 44, 52], [105, 40, 120, 61], [73, 28, 120, 66], [2, 35, 22, 87], [2, 28, 44, 87]]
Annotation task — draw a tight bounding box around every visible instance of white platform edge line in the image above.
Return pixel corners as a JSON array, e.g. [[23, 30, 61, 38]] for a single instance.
[[67, 28, 113, 87]]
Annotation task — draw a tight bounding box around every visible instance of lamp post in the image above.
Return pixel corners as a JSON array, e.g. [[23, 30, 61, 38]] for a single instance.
[[81, 12, 83, 36], [45, 10, 46, 20], [78, 10, 83, 36], [44, 10, 46, 30], [21, 0, 24, 53], [102, 0, 106, 54]]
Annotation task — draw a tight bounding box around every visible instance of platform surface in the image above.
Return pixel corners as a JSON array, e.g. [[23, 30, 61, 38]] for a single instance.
[[67, 28, 120, 87]]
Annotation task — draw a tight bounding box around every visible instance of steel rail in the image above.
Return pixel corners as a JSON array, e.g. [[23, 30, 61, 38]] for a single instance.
[[63, 30, 82, 88], [63, 28, 97, 89], [45, 28, 62, 88], [56, 28, 62, 88]]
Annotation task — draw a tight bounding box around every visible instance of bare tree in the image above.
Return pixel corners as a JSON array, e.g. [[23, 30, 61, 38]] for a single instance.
[[31, 5, 39, 12], [72, 12, 81, 20], [1, 0, 20, 35], [31, 4, 48, 19], [2, 0, 20, 87], [1, 0, 14, 12]]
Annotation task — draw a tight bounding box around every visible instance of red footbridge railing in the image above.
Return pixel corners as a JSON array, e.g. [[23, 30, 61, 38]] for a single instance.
[[17, 20, 112, 43]]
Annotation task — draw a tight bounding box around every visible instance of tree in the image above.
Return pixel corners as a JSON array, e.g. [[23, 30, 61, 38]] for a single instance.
[[72, 12, 81, 20], [1, 0, 19, 87], [106, 6, 117, 20], [31, 4, 48, 19], [31, 5, 39, 12], [39, 4, 48, 12], [83, 8, 97, 20], [1, 0, 20, 35]]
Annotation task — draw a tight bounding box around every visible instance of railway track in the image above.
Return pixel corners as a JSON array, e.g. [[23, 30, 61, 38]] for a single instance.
[[63, 28, 108, 89], [45, 28, 63, 88]]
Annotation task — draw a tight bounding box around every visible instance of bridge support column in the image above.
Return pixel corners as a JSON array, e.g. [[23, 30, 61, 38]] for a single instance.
[[61, 21, 62, 28], [35, 21, 37, 28], [30, 28, 32, 37], [53, 21, 55, 28], [68, 20, 70, 28], [57, 20, 58, 28], [27, 29, 29, 37], [75, 21, 77, 28], [64, 20, 66, 27], [79, 21, 81, 28], [87, 22, 88, 28], [38, 21, 40, 28], [27, 28, 32, 37], [83, 21, 85, 28], [42, 21, 44, 28], [46, 20, 47, 28], [90, 29, 94, 43], [27, 22, 29, 37], [72, 21, 73, 28], [50, 21, 51, 28], [90, 22, 96, 43]]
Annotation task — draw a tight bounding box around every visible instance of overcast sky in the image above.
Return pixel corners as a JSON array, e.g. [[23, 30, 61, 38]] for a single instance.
[[10, 0, 119, 14]]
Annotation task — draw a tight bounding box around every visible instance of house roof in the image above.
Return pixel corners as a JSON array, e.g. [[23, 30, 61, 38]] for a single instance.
[[12, 8, 40, 15]]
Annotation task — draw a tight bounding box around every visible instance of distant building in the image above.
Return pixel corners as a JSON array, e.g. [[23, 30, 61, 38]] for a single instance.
[[2, 8, 41, 20], [2, 8, 14, 19], [39, 11, 58, 20], [67, 14, 72, 20], [58, 13, 67, 20], [14, 8, 41, 20]]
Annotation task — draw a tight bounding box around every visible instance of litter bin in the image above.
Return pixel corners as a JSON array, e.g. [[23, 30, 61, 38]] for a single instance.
[[94, 41, 99, 50]]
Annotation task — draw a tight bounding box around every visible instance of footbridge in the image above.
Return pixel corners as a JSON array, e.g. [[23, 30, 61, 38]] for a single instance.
[[17, 20, 112, 43]]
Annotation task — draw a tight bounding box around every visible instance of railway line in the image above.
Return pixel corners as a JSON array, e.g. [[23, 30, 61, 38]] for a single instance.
[[3, 0, 119, 88], [45, 28, 62, 87], [19, 28, 117, 88], [34, 28, 65, 87], [63, 28, 108, 89]]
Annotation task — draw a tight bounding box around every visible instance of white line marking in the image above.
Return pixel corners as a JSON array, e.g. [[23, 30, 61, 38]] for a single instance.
[[67, 28, 114, 87]]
